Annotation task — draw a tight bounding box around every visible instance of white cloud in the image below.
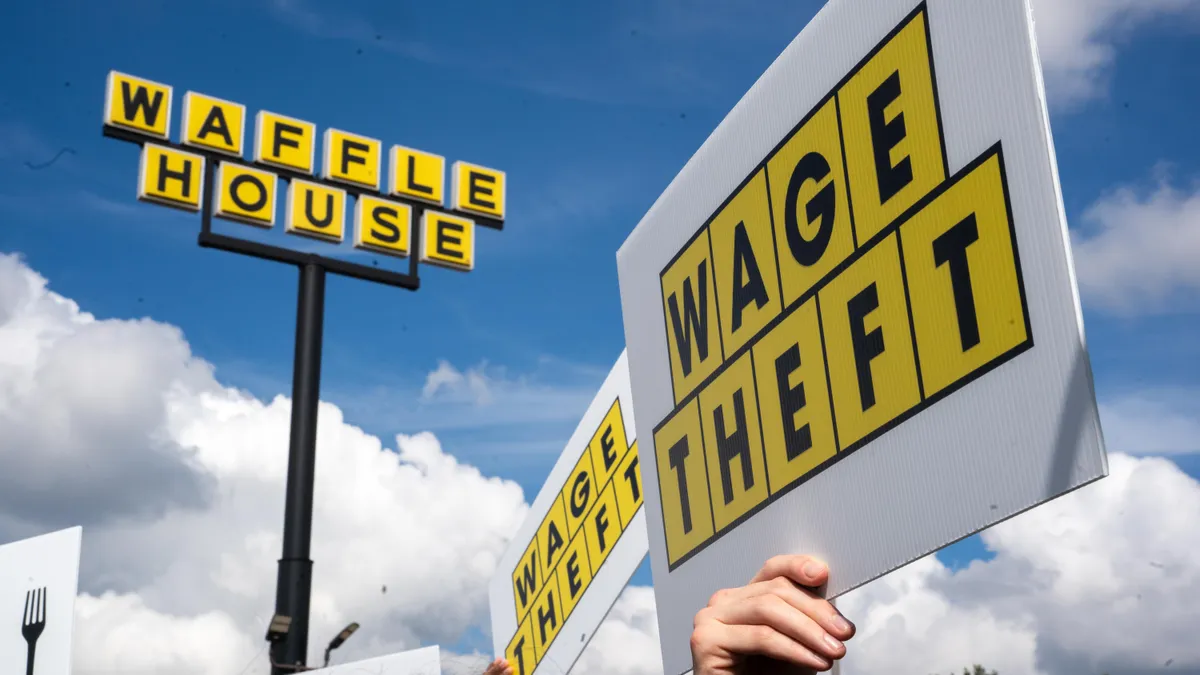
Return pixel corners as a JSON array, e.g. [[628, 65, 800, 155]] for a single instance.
[[440, 651, 499, 675], [1071, 169, 1200, 315], [1099, 388, 1200, 455], [4, 244, 1199, 675], [575, 452, 1200, 675], [1029, 0, 1200, 108], [335, 359, 604, 452], [0, 251, 530, 673], [574, 586, 664, 675], [837, 557, 1043, 675], [73, 592, 259, 675], [422, 360, 494, 405]]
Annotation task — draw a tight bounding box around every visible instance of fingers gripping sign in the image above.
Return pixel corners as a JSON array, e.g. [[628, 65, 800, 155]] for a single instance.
[[483, 657, 515, 675], [691, 556, 855, 675]]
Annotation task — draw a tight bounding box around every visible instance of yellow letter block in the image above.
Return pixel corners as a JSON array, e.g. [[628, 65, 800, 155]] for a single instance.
[[511, 538, 541, 621], [556, 534, 594, 619], [390, 145, 445, 205], [137, 144, 204, 211], [900, 148, 1029, 398], [285, 179, 346, 242], [653, 399, 714, 565], [215, 163, 277, 227], [105, 71, 172, 139], [753, 297, 839, 493], [323, 128, 382, 191], [451, 160, 505, 220], [661, 228, 724, 404], [839, 7, 945, 244], [588, 399, 628, 487], [536, 496, 569, 579], [820, 233, 921, 449], [766, 97, 856, 307], [181, 91, 245, 157], [506, 616, 536, 675], [699, 352, 769, 531], [353, 195, 411, 257], [254, 111, 316, 174], [420, 211, 475, 271], [709, 168, 782, 355], [614, 441, 644, 530]]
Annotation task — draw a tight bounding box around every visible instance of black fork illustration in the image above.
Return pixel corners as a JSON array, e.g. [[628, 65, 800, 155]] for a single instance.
[[22, 587, 46, 675]]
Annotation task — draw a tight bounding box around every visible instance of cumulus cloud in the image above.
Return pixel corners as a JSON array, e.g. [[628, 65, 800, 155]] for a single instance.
[[73, 592, 259, 675], [0, 251, 529, 673], [1099, 389, 1200, 455], [1030, 0, 1200, 108], [1070, 169, 1200, 315], [0, 256, 217, 536], [572, 452, 1200, 675], [574, 586, 663, 675], [3, 245, 1198, 675], [440, 651, 500, 675]]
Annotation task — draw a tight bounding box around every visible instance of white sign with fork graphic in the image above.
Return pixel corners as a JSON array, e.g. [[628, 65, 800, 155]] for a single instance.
[[0, 527, 82, 675]]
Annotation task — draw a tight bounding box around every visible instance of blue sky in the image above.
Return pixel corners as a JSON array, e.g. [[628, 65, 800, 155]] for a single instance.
[[1, 0, 1198, 612]]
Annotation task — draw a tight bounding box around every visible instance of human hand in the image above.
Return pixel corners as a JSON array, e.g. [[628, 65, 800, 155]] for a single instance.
[[690, 555, 855, 674], [482, 657, 513, 675]]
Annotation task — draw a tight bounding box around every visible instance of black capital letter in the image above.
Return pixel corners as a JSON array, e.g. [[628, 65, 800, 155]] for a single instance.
[[197, 106, 233, 146], [537, 592, 558, 643], [847, 283, 886, 411], [370, 205, 401, 243], [784, 152, 836, 266], [730, 221, 769, 332], [512, 637, 528, 675], [598, 426, 618, 472], [436, 220, 465, 259], [468, 171, 496, 209], [593, 505, 611, 552], [340, 139, 369, 174], [866, 70, 913, 206], [622, 456, 641, 502], [121, 82, 164, 126], [668, 437, 693, 533], [407, 155, 435, 195], [565, 552, 583, 597], [569, 472, 591, 518], [304, 190, 334, 229], [544, 522, 564, 565], [229, 174, 267, 212], [667, 260, 711, 377], [515, 553, 539, 608], [156, 155, 193, 196], [932, 214, 982, 351], [774, 344, 813, 460], [713, 390, 754, 505], [272, 122, 302, 157]]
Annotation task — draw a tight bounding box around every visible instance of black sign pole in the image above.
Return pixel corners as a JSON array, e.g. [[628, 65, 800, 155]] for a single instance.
[[271, 260, 326, 673], [101, 123, 502, 674]]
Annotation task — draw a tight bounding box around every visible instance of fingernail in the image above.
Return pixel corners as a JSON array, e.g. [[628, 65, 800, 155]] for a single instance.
[[824, 633, 844, 653], [803, 560, 825, 578], [830, 613, 853, 634]]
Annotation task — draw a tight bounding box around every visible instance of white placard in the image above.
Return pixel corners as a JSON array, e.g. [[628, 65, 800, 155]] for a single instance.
[[0, 527, 83, 675], [615, 1, 1107, 673], [488, 351, 649, 675], [313, 645, 441, 674]]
